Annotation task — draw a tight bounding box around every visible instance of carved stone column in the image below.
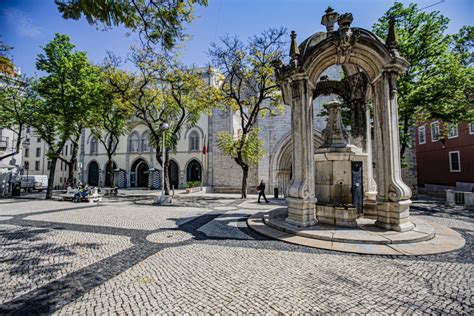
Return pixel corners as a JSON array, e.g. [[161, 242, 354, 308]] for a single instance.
[[285, 78, 317, 227], [372, 71, 413, 232]]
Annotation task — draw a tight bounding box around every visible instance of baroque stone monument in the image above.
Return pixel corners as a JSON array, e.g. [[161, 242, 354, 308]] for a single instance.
[[274, 8, 414, 232]]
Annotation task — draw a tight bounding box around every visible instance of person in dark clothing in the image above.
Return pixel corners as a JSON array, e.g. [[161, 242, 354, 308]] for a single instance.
[[257, 180, 269, 203]]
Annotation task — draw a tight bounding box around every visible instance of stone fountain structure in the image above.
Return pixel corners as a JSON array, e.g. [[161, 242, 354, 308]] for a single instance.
[[273, 8, 413, 232], [248, 8, 466, 255]]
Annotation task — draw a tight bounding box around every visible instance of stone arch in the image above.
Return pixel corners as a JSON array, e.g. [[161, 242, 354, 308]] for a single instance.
[[184, 126, 204, 140], [185, 158, 202, 182], [168, 159, 180, 189], [130, 157, 149, 187], [271, 131, 324, 197], [87, 160, 99, 186]]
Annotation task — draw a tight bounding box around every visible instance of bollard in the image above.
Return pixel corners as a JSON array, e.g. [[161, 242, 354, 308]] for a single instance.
[[446, 189, 455, 206]]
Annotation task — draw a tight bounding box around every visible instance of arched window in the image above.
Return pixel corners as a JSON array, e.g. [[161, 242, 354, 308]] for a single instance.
[[90, 137, 98, 154], [129, 132, 140, 152], [189, 131, 200, 152], [141, 131, 150, 152]]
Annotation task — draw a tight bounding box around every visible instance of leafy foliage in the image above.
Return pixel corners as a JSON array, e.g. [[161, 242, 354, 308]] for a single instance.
[[0, 76, 37, 161], [217, 128, 264, 166], [104, 48, 219, 193], [29, 33, 102, 198], [209, 27, 286, 198], [55, 0, 208, 49], [373, 2, 474, 157]]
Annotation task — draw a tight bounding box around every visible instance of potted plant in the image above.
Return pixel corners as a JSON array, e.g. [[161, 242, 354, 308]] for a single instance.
[[184, 181, 202, 193]]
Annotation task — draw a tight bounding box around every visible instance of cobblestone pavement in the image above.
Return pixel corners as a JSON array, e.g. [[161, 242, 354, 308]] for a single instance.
[[0, 196, 472, 315]]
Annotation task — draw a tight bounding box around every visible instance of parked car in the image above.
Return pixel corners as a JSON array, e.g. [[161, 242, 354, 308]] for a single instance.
[[21, 175, 48, 192]]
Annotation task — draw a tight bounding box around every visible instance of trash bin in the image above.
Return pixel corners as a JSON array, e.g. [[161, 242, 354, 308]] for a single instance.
[[12, 182, 21, 196], [274, 187, 279, 199]]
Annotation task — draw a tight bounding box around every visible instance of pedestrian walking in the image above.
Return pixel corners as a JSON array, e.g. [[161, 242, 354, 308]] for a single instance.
[[257, 180, 269, 203]]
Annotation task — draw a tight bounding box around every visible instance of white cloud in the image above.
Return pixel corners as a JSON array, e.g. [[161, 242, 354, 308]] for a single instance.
[[3, 7, 42, 38]]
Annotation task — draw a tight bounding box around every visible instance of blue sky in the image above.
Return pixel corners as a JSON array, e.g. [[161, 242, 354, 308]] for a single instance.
[[1, 0, 473, 76]]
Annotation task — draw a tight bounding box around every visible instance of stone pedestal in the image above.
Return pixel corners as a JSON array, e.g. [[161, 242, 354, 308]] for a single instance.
[[287, 197, 317, 227], [316, 204, 357, 227], [314, 145, 367, 227], [375, 200, 414, 232]]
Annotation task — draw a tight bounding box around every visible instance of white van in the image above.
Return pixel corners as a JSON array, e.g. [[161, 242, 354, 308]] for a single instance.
[[21, 175, 48, 191]]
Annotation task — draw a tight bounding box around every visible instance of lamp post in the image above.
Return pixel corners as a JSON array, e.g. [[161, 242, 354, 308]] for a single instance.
[[22, 140, 30, 195], [160, 122, 169, 197]]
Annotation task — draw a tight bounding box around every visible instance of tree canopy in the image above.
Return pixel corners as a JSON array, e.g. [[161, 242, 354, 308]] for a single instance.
[[373, 2, 474, 157], [209, 27, 287, 198], [55, 0, 208, 49], [104, 48, 220, 193], [30, 33, 103, 198]]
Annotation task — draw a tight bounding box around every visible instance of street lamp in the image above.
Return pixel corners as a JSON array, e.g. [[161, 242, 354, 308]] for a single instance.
[[22, 140, 30, 195], [160, 122, 169, 197]]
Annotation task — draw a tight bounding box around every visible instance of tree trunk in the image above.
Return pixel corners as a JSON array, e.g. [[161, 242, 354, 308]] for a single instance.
[[400, 115, 409, 159], [107, 154, 115, 190], [46, 156, 58, 199], [240, 165, 249, 199]]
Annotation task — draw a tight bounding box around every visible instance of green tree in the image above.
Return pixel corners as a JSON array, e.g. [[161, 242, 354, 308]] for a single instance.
[[209, 28, 286, 199], [105, 48, 219, 194], [373, 2, 474, 158], [31, 33, 102, 199], [0, 76, 37, 162], [55, 0, 207, 49], [89, 71, 132, 191]]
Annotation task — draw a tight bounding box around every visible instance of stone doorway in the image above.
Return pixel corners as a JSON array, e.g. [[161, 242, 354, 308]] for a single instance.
[[186, 160, 202, 182], [131, 158, 149, 188], [169, 160, 179, 189], [87, 161, 99, 186]]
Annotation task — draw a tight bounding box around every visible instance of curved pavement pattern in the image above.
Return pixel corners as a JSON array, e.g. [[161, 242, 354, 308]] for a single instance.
[[0, 197, 472, 315]]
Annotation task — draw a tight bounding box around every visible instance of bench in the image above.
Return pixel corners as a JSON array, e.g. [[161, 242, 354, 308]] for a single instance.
[[59, 187, 79, 201]]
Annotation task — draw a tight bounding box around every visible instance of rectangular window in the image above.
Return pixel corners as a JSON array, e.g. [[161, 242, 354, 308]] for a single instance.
[[24, 161, 29, 170], [431, 122, 440, 142], [37, 137, 41, 143], [470, 122, 474, 135], [449, 151, 461, 172], [36, 147, 41, 157], [448, 123, 458, 138], [60, 160, 63, 171], [47, 160, 51, 171], [418, 126, 426, 144], [35, 161, 40, 171], [24, 148, 29, 158]]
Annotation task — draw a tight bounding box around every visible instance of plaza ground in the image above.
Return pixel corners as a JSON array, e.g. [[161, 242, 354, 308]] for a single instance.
[[0, 192, 472, 314]]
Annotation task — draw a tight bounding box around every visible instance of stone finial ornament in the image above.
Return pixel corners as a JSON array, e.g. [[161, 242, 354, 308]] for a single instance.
[[386, 16, 399, 50], [321, 6, 339, 32], [332, 13, 359, 64], [289, 31, 300, 67], [337, 13, 353, 31], [321, 100, 349, 148]]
